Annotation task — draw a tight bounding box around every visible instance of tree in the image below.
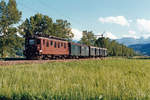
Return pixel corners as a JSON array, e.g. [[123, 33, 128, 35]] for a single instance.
[[95, 37, 136, 57], [80, 30, 96, 46], [19, 14, 74, 40], [19, 14, 53, 38], [0, 0, 22, 57], [54, 19, 74, 40], [95, 37, 110, 48]]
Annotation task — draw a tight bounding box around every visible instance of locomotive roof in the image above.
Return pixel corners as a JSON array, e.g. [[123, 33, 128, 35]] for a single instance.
[[30, 34, 67, 41], [32, 35, 67, 42]]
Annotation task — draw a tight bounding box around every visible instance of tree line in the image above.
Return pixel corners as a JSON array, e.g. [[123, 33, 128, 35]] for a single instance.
[[0, 0, 137, 58], [95, 37, 136, 57], [79, 31, 137, 57]]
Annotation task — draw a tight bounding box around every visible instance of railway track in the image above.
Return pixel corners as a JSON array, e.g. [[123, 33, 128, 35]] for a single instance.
[[0, 58, 105, 66]]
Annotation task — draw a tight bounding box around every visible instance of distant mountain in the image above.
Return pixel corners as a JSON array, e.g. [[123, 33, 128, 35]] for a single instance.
[[129, 44, 150, 56], [115, 37, 150, 55], [116, 37, 150, 46]]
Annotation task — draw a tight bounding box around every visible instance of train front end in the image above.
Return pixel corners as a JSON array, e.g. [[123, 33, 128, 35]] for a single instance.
[[24, 37, 42, 59]]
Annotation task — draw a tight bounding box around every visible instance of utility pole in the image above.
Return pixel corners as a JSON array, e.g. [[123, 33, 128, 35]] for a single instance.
[[94, 31, 106, 48], [94, 31, 106, 38]]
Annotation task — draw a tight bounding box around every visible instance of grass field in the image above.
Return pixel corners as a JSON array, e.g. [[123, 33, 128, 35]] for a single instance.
[[0, 58, 150, 100]]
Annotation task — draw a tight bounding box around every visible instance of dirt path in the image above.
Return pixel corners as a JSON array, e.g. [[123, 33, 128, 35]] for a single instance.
[[0, 58, 105, 66]]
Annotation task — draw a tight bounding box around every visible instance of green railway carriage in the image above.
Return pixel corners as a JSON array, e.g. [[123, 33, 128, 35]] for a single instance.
[[69, 42, 81, 57], [100, 48, 107, 57], [103, 48, 107, 57], [99, 48, 103, 57], [69, 43, 90, 58], [95, 47, 100, 57], [81, 45, 89, 57], [89, 46, 96, 57]]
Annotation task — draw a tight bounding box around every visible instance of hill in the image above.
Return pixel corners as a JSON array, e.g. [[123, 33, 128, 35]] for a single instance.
[[129, 43, 150, 56]]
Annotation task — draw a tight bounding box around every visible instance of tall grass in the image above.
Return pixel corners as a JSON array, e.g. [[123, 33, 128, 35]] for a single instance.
[[0, 58, 150, 100]]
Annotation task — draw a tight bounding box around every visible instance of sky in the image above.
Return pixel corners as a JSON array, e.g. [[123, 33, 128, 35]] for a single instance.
[[14, 0, 150, 40]]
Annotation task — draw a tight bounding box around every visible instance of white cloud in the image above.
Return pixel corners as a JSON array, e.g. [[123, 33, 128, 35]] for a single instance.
[[123, 35, 139, 39], [104, 32, 118, 39], [122, 30, 139, 39], [99, 16, 130, 26], [72, 28, 82, 40], [137, 19, 150, 32], [128, 30, 136, 35]]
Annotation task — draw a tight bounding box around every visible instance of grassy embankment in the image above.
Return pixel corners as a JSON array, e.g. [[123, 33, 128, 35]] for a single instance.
[[0, 58, 150, 100]]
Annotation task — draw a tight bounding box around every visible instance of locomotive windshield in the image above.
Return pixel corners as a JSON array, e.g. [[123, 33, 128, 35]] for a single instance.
[[29, 39, 41, 45], [29, 39, 35, 45]]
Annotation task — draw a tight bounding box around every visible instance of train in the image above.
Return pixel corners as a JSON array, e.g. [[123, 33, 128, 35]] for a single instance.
[[24, 35, 107, 60]]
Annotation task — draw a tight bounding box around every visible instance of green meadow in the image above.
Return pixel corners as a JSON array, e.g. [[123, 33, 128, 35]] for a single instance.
[[0, 58, 150, 100]]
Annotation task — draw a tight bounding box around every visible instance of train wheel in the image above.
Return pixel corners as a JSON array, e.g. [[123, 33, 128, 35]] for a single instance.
[[37, 55, 43, 60], [26, 56, 31, 60]]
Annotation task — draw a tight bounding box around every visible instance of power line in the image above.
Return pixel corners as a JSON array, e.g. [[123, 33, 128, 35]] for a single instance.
[[17, 0, 40, 13], [34, 0, 82, 26], [38, 0, 71, 19]]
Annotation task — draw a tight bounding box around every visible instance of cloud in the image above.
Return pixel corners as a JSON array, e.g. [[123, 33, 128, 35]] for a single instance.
[[72, 28, 82, 40], [99, 16, 130, 26], [128, 30, 136, 35], [123, 35, 139, 39], [137, 19, 150, 32], [104, 32, 118, 39], [122, 30, 139, 39]]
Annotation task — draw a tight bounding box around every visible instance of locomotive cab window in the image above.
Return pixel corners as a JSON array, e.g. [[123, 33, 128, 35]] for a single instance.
[[29, 39, 35, 45]]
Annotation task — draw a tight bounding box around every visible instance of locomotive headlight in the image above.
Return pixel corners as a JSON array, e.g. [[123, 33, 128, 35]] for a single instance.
[[39, 50, 43, 53]]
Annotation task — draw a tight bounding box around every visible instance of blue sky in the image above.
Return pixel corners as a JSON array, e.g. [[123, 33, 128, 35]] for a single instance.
[[15, 0, 150, 40]]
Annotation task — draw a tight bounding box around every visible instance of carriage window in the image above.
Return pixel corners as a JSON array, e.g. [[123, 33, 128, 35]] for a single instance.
[[51, 41, 53, 46], [58, 42, 60, 48], [64, 43, 66, 48], [61, 42, 63, 47], [37, 39, 41, 44], [29, 39, 35, 45], [47, 41, 49, 47], [43, 40, 45, 45], [54, 42, 57, 48]]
